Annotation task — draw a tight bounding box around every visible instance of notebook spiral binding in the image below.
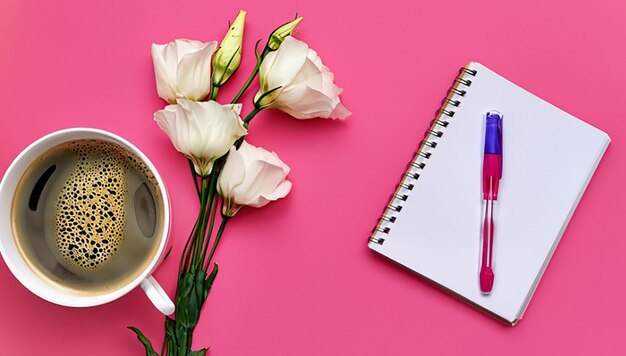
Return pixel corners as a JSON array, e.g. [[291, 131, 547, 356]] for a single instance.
[[369, 66, 478, 245]]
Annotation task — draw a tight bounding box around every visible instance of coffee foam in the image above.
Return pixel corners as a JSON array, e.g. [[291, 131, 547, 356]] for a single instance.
[[55, 142, 131, 269]]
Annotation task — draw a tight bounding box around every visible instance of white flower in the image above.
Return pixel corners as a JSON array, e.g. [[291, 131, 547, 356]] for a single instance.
[[218, 141, 292, 217], [254, 36, 351, 120], [154, 100, 247, 176], [151, 39, 218, 103]]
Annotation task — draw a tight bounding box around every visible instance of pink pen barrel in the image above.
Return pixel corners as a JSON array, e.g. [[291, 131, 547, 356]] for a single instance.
[[482, 155, 501, 200], [480, 156, 500, 294]]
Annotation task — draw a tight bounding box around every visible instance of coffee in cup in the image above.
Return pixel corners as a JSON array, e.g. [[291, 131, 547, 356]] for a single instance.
[[0, 128, 174, 314]]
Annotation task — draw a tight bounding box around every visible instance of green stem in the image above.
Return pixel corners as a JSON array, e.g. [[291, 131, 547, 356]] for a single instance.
[[160, 317, 169, 356], [192, 175, 216, 269], [179, 213, 199, 273], [183, 178, 209, 272], [199, 187, 220, 269], [181, 180, 205, 272], [210, 86, 219, 101], [231, 46, 270, 104], [232, 106, 266, 150], [231, 63, 260, 104], [204, 217, 230, 271], [188, 159, 201, 200], [186, 333, 193, 356], [244, 106, 263, 127]]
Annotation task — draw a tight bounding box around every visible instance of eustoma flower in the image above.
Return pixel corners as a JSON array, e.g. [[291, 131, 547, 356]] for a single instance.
[[151, 39, 218, 103], [218, 141, 292, 217], [154, 99, 247, 176], [254, 36, 351, 120]]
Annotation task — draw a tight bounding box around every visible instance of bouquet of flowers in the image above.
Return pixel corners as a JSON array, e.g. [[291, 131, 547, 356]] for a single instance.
[[129, 10, 349, 355]]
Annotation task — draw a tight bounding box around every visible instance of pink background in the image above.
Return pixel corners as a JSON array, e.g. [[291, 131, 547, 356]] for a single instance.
[[0, 0, 624, 354]]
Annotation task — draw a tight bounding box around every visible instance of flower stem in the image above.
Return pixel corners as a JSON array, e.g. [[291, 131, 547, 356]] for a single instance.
[[231, 106, 265, 150], [231, 64, 259, 104], [188, 159, 201, 199], [179, 211, 200, 273], [210, 86, 219, 101], [183, 178, 209, 272], [244, 106, 264, 127], [231, 46, 270, 104], [199, 188, 220, 268], [204, 217, 230, 271], [192, 174, 217, 269]]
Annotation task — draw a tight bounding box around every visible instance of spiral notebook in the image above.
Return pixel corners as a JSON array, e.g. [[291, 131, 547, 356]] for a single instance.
[[368, 62, 610, 325]]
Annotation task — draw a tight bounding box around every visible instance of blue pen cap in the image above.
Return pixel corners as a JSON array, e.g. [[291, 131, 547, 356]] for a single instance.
[[484, 111, 503, 154]]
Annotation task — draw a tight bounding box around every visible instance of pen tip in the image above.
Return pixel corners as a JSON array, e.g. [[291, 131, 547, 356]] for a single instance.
[[480, 267, 494, 293]]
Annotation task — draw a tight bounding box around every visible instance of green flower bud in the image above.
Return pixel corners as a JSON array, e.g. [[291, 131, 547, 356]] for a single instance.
[[212, 10, 247, 87], [266, 16, 303, 51]]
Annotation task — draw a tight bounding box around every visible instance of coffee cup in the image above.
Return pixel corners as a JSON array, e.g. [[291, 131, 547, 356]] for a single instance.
[[0, 128, 175, 315]]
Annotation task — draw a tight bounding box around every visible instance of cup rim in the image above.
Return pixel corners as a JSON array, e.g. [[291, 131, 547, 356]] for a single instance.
[[0, 127, 171, 307]]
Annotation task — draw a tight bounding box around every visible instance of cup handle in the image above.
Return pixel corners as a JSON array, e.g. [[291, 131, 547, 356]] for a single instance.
[[140, 275, 175, 315]]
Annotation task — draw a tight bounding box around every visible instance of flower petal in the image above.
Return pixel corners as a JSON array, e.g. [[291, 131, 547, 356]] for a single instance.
[[230, 103, 243, 115], [263, 36, 308, 91], [151, 43, 178, 103], [155, 104, 192, 154], [218, 142, 291, 210], [258, 50, 278, 91], [329, 102, 351, 119], [218, 145, 246, 197], [261, 180, 292, 203], [279, 80, 349, 119], [174, 39, 209, 58], [176, 41, 218, 101]]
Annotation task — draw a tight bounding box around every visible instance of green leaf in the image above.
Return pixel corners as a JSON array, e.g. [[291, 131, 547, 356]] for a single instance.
[[164, 317, 176, 339], [162, 246, 173, 263], [254, 39, 263, 62], [128, 326, 159, 356], [191, 349, 209, 356], [194, 269, 207, 303], [163, 317, 177, 354], [204, 263, 219, 299], [187, 287, 200, 326], [176, 272, 196, 328]]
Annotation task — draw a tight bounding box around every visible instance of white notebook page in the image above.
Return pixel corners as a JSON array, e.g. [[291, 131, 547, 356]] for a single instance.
[[369, 62, 609, 324]]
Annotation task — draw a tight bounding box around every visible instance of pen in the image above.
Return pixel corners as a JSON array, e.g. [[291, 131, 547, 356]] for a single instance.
[[480, 111, 503, 294]]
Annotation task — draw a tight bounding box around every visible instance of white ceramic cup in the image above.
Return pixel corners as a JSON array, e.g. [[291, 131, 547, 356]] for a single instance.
[[0, 128, 175, 315]]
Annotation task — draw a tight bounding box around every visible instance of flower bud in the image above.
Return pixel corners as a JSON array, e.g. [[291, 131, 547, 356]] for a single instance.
[[212, 10, 247, 87], [266, 16, 303, 51]]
